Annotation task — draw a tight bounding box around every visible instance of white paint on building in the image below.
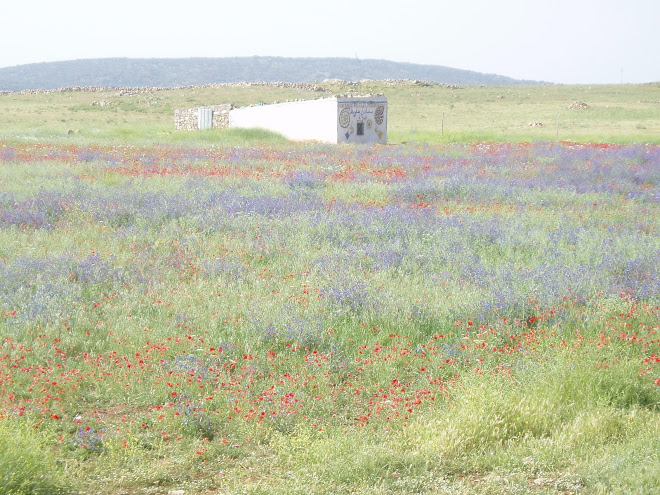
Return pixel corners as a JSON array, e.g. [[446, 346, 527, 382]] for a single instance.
[[229, 96, 387, 144], [229, 98, 338, 143]]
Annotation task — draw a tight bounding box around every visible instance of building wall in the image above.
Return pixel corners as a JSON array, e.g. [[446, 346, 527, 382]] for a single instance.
[[336, 97, 388, 144], [229, 98, 339, 143], [174, 108, 199, 131], [175, 97, 388, 144], [212, 104, 233, 129], [174, 104, 233, 131]]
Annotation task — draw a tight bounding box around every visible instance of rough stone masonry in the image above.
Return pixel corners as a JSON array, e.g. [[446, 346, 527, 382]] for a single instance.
[[174, 104, 233, 131]]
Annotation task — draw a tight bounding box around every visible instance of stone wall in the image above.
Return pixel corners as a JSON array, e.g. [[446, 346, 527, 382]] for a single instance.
[[173, 108, 198, 131], [0, 79, 441, 97], [174, 104, 233, 131], [1, 81, 332, 96], [212, 104, 232, 128]]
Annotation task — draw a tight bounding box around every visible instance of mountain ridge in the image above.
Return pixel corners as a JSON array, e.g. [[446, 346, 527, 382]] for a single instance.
[[0, 56, 544, 91]]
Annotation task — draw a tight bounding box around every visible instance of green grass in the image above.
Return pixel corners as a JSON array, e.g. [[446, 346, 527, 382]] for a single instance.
[[0, 82, 658, 494], [1, 81, 659, 145], [0, 421, 70, 494]]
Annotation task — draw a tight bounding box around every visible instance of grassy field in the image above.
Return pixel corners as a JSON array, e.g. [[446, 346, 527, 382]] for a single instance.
[[0, 83, 659, 494], [1, 80, 659, 145]]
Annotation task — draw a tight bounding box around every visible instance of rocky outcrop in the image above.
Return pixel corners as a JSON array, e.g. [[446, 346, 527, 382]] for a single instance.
[[569, 101, 589, 110]]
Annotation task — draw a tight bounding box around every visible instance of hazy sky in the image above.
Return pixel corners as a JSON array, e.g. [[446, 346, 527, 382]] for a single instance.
[[2, 0, 659, 84]]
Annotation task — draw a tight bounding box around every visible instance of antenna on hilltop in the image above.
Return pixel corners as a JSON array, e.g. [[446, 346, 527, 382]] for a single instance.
[[355, 53, 362, 95]]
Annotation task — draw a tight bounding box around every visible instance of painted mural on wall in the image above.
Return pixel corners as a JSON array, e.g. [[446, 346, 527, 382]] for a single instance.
[[338, 100, 386, 141]]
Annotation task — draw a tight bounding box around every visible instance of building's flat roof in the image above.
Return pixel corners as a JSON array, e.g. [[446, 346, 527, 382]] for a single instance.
[[336, 95, 387, 100], [230, 95, 387, 112]]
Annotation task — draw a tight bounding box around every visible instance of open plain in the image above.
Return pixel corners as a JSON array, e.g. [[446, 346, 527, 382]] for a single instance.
[[0, 81, 659, 494]]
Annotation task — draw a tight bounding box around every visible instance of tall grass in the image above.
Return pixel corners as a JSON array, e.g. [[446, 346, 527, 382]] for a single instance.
[[0, 421, 70, 494], [0, 140, 658, 493]]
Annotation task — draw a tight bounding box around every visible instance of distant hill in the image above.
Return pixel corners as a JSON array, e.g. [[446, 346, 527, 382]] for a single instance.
[[0, 57, 543, 91]]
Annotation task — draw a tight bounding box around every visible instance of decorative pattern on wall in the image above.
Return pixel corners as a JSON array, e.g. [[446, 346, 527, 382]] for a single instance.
[[339, 108, 351, 128], [374, 105, 385, 125], [338, 99, 386, 142]]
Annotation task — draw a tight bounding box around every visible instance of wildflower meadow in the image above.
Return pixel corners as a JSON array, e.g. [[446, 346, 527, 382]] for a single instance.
[[0, 139, 658, 494]]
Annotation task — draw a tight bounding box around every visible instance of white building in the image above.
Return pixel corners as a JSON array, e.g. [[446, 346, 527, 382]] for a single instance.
[[228, 96, 387, 144]]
